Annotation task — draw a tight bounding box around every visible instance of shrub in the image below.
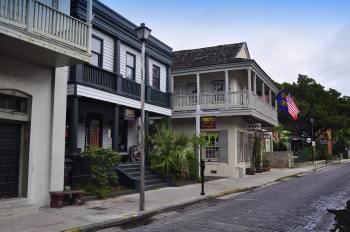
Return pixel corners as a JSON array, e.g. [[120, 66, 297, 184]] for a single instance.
[[81, 146, 121, 197]]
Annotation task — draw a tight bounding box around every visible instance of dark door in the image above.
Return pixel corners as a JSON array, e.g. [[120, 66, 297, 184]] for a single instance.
[[0, 122, 21, 198]]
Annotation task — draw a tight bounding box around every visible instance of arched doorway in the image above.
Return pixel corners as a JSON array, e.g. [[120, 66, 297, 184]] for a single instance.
[[0, 89, 31, 199]]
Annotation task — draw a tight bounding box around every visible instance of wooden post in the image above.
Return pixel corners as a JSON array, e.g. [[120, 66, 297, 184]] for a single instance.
[[225, 70, 229, 108], [247, 67, 252, 106], [112, 105, 119, 151]]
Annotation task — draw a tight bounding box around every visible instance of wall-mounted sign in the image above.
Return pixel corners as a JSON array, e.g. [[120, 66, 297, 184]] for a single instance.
[[200, 117, 216, 129], [248, 123, 262, 131], [263, 132, 271, 139], [124, 109, 135, 121]]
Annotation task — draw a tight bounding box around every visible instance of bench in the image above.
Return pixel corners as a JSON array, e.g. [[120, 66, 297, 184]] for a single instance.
[[50, 190, 84, 208]]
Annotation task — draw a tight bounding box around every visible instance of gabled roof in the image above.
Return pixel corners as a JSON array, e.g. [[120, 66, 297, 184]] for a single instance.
[[172, 43, 249, 70]]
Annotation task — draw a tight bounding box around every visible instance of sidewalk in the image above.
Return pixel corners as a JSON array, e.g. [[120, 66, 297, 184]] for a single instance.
[[0, 162, 347, 232]]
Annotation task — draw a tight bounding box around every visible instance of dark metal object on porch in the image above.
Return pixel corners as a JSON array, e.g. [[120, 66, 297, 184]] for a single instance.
[[49, 190, 84, 208]]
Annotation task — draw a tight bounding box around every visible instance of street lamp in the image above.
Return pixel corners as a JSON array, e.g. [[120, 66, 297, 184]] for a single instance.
[[135, 23, 151, 211], [310, 118, 316, 169]]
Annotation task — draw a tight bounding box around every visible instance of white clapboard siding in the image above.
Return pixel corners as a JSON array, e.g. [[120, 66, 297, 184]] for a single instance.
[[120, 43, 142, 83], [148, 58, 167, 93], [92, 29, 115, 72]]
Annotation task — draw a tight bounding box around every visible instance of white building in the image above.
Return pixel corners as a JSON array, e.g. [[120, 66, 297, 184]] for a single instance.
[[171, 43, 279, 178], [0, 0, 91, 206]]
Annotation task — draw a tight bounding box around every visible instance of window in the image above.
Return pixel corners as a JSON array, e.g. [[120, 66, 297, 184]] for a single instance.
[[211, 81, 225, 92], [91, 36, 103, 67], [152, 65, 160, 90], [0, 93, 28, 113], [203, 132, 219, 161], [126, 53, 136, 80], [211, 81, 225, 104], [237, 132, 253, 163], [186, 83, 197, 105]]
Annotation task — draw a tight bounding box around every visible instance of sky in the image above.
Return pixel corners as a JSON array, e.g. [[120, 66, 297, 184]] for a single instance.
[[101, 0, 350, 96]]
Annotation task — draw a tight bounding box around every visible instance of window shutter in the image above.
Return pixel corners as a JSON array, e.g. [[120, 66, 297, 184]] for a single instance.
[[219, 130, 228, 163]]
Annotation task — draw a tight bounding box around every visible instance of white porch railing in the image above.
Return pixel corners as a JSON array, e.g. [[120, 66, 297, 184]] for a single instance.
[[0, 0, 89, 51], [173, 91, 249, 111], [173, 91, 278, 122]]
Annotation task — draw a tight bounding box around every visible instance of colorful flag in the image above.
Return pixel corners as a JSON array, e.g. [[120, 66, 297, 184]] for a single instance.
[[286, 95, 300, 121], [275, 90, 288, 114]]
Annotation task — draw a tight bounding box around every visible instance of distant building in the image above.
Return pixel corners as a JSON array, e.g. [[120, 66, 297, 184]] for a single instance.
[[171, 43, 279, 178]]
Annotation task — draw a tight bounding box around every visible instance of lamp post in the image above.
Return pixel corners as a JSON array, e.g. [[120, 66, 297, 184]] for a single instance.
[[135, 23, 151, 211], [310, 118, 316, 169]]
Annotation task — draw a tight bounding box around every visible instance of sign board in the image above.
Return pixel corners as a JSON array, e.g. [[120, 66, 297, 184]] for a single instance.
[[263, 132, 271, 139], [254, 123, 262, 130], [200, 116, 216, 129], [312, 141, 316, 146], [306, 137, 312, 144], [124, 109, 135, 121], [247, 123, 262, 131], [320, 139, 328, 145], [256, 132, 264, 139]]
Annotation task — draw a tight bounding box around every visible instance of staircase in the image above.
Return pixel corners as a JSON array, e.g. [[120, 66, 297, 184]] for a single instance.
[[116, 163, 170, 191]]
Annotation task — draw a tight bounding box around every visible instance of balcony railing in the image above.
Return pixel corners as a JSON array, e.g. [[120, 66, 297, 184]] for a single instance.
[[173, 91, 249, 111], [70, 64, 171, 108], [146, 86, 172, 108], [0, 0, 89, 51], [173, 91, 277, 121]]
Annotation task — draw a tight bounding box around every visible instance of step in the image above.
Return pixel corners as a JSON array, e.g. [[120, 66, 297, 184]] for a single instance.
[[0, 198, 38, 218], [128, 170, 154, 177], [118, 162, 140, 168], [145, 178, 164, 185]]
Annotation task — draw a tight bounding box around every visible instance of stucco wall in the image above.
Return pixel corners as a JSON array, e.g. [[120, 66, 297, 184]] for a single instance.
[[0, 55, 66, 206], [264, 151, 294, 168], [172, 116, 248, 178]]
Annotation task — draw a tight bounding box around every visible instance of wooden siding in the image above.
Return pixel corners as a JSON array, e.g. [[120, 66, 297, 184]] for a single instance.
[[120, 43, 142, 83], [148, 58, 167, 93], [92, 29, 115, 72]]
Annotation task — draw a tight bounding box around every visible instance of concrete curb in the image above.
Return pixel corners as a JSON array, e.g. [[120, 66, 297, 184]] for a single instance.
[[63, 163, 345, 232]]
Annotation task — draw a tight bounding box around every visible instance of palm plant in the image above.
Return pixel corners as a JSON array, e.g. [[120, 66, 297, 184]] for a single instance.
[[148, 122, 196, 180]]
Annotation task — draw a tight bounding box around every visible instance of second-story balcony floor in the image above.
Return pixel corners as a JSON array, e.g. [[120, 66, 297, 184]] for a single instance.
[[0, 0, 91, 67]]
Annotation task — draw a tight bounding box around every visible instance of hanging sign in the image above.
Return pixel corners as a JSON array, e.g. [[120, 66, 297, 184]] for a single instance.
[[200, 117, 216, 129], [124, 109, 135, 121], [248, 123, 262, 131]]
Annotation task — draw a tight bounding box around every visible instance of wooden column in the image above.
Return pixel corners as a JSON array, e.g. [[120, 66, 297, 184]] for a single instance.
[[262, 82, 265, 102], [225, 70, 229, 108], [112, 105, 119, 151], [247, 68, 252, 105], [269, 89, 272, 106], [70, 96, 79, 155], [196, 73, 200, 105], [253, 72, 257, 94], [145, 111, 150, 136]]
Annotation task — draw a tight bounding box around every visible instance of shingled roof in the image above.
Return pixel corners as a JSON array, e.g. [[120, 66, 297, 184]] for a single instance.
[[172, 43, 249, 70]]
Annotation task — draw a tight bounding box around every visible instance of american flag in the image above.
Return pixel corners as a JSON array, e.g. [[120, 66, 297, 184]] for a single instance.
[[286, 95, 299, 121]]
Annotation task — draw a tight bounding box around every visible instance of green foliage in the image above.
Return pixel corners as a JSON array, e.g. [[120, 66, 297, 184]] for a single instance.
[[147, 121, 198, 181], [81, 146, 121, 197], [276, 75, 350, 135]]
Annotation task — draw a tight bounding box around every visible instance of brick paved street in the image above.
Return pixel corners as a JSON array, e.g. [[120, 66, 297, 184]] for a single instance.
[[101, 163, 350, 232]]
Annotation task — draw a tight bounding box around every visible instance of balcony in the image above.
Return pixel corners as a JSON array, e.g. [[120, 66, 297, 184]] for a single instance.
[[70, 64, 172, 108], [0, 0, 90, 67], [173, 91, 278, 125]]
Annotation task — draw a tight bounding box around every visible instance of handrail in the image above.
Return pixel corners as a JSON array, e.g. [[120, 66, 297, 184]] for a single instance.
[[0, 0, 89, 51]]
